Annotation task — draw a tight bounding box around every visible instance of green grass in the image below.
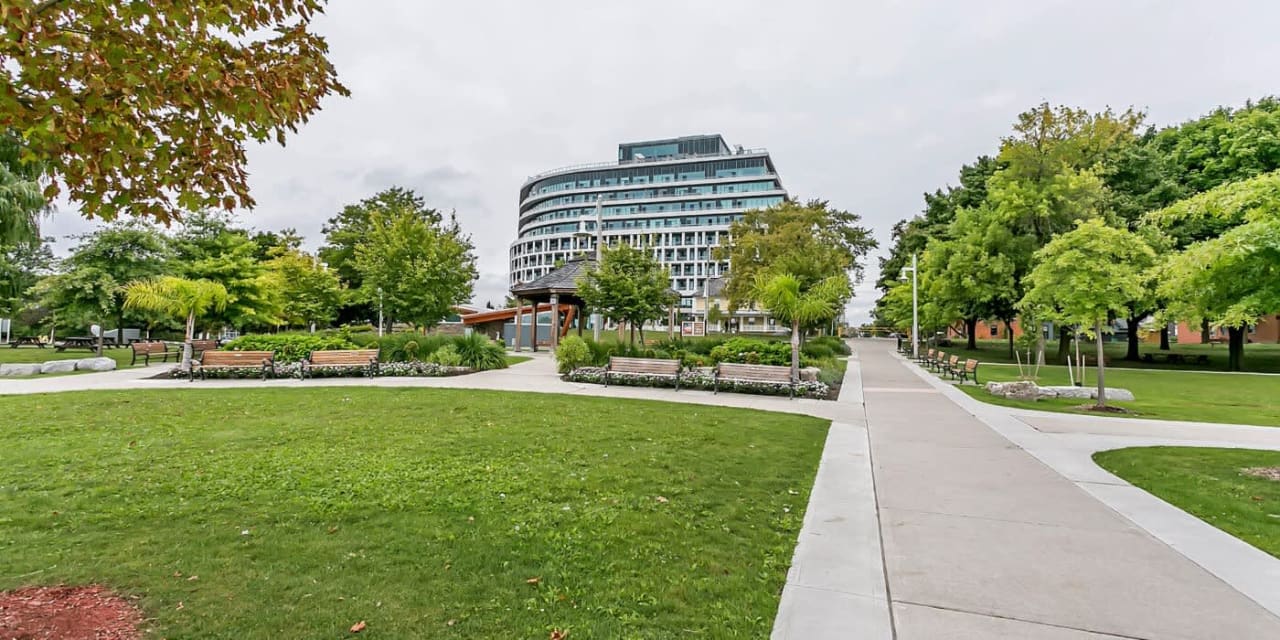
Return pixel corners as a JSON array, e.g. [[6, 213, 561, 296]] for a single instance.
[[950, 339, 1280, 373], [0, 388, 827, 638], [952, 363, 1280, 426], [1094, 447, 1280, 558], [0, 346, 134, 367], [504, 355, 533, 366]]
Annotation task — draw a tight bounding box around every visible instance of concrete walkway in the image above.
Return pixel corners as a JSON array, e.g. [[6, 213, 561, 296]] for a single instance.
[[6, 344, 1280, 638], [860, 339, 1280, 639]]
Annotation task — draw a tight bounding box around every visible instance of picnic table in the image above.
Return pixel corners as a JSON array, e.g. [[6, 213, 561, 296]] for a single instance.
[[54, 336, 118, 352], [7, 336, 45, 348]]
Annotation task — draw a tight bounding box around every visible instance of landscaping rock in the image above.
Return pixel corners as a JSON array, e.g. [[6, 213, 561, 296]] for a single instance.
[[986, 381, 1135, 403], [985, 380, 1041, 401], [800, 366, 820, 382], [75, 357, 117, 372], [40, 360, 78, 374], [0, 363, 42, 377], [1041, 386, 1134, 402]]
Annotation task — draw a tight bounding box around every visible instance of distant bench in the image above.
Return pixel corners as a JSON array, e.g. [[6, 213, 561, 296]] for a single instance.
[[606, 356, 682, 390], [129, 341, 174, 366], [301, 349, 380, 378], [191, 350, 275, 381], [714, 362, 794, 398]]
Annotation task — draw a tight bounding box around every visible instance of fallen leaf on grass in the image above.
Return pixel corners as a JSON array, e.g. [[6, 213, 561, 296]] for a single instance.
[[350, 620, 367, 633], [655, 496, 669, 504], [187, 575, 198, 581], [176, 601, 184, 610], [550, 629, 567, 640], [447, 619, 457, 626], [526, 577, 541, 586]]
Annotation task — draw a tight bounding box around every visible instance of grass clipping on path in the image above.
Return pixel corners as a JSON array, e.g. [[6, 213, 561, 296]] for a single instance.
[[0, 388, 827, 638], [1095, 447, 1280, 559]]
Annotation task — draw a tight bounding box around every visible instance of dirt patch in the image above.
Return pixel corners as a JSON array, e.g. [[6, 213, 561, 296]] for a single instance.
[[0, 585, 143, 640], [1075, 404, 1129, 414], [1242, 467, 1280, 482]]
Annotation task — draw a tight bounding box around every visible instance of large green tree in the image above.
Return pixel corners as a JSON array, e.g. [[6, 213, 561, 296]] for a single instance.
[[354, 206, 477, 331], [1020, 219, 1156, 408], [1148, 171, 1280, 371], [50, 222, 170, 347], [0, 134, 47, 246], [0, 1, 347, 223], [717, 199, 874, 316], [172, 212, 280, 332], [0, 236, 53, 321], [123, 276, 229, 369], [266, 249, 343, 330], [577, 244, 677, 346]]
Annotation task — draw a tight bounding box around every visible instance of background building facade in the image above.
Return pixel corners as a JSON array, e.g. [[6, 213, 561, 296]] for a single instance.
[[509, 134, 787, 315]]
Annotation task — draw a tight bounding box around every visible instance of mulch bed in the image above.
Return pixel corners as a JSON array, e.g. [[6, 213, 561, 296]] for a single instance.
[[1075, 404, 1129, 414], [0, 585, 142, 640], [1242, 467, 1280, 482]]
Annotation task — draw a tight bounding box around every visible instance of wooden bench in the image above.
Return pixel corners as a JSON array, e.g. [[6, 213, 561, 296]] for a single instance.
[[301, 349, 380, 378], [191, 350, 275, 381], [943, 355, 961, 378], [931, 351, 947, 372], [714, 362, 795, 398], [190, 339, 218, 356], [918, 347, 936, 365], [606, 356, 682, 390], [957, 359, 980, 384], [129, 341, 173, 366]]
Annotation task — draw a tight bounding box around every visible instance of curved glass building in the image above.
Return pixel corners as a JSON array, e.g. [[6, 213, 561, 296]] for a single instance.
[[509, 134, 788, 305]]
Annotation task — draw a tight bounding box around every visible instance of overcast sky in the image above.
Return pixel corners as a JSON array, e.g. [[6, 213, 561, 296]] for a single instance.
[[42, 0, 1280, 323]]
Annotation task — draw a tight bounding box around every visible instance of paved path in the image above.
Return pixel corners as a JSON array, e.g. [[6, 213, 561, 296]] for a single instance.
[[6, 344, 1280, 638], [858, 339, 1280, 639]]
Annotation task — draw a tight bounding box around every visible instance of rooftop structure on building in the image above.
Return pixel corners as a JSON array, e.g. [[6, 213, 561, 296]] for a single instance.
[[508, 134, 788, 314]]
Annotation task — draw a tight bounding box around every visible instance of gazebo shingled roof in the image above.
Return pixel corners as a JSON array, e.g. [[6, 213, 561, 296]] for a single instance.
[[510, 257, 596, 305]]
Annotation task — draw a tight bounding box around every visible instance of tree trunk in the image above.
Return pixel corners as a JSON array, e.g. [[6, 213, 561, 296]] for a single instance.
[[629, 322, 635, 347], [965, 317, 977, 350], [181, 311, 196, 372], [1159, 326, 1170, 351], [96, 319, 104, 357], [1094, 319, 1107, 408], [1124, 316, 1141, 361], [1056, 327, 1072, 365], [116, 309, 125, 346], [1035, 319, 1045, 366], [790, 320, 801, 382], [1201, 319, 1211, 344], [1228, 324, 1245, 372], [1005, 319, 1015, 359]]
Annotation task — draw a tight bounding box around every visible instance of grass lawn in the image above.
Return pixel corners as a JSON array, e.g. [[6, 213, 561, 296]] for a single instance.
[[1094, 447, 1280, 558], [952, 339, 1280, 374], [951, 363, 1280, 427], [0, 346, 135, 367], [504, 354, 533, 366], [0, 388, 827, 638]]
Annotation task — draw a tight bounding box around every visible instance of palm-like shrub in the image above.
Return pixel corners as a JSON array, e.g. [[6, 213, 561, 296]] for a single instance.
[[453, 333, 507, 370]]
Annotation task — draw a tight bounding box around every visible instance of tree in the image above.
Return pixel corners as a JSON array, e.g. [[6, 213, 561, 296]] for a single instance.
[[56, 222, 170, 347], [172, 212, 280, 331], [717, 199, 874, 313], [752, 272, 851, 382], [706, 302, 725, 332], [1148, 171, 1280, 371], [354, 207, 477, 331], [1020, 219, 1156, 408], [124, 277, 228, 369], [32, 266, 115, 353], [0, 1, 347, 224], [0, 134, 47, 246], [266, 249, 343, 330], [577, 244, 677, 346], [0, 236, 53, 319], [250, 228, 303, 262]]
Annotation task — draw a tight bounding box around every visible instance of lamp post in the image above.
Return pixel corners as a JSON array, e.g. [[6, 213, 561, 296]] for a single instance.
[[592, 195, 603, 342], [900, 253, 919, 359], [377, 287, 384, 337]]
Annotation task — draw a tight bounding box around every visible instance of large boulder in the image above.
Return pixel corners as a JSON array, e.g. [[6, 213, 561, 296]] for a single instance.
[[40, 360, 78, 374], [0, 363, 42, 377], [799, 366, 821, 382], [1042, 385, 1134, 402], [75, 357, 117, 372]]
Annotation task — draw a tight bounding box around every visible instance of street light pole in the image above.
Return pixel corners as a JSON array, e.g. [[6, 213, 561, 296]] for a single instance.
[[592, 194, 603, 342], [911, 252, 919, 360], [378, 287, 384, 337]]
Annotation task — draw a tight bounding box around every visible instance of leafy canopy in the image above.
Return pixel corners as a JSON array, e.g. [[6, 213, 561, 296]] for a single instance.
[[0, 1, 347, 223], [577, 244, 677, 342], [354, 205, 477, 329]]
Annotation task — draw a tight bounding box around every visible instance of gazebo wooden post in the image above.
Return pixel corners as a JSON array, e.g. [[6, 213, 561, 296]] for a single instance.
[[514, 298, 523, 352], [549, 294, 560, 349], [577, 304, 584, 337], [668, 305, 675, 339]]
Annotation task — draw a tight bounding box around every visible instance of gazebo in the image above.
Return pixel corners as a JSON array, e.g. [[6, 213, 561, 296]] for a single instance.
[[508, 256, 681, 351]]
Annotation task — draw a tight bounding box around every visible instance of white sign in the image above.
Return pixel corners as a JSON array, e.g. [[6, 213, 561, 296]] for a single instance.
[[681, 321, 706, 337]]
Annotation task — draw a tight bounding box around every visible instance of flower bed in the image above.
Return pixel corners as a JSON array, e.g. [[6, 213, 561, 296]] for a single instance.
[[564, 366, 829, 399], [167, 361, 471, 379]]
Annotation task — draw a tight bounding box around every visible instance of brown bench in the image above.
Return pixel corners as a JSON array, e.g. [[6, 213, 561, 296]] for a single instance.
[[917, 347, 936, 365], [189, 339, 218, 356], [129, 341, 174, 366], [930, 350, 947, 372], [943, 355, 961, 378], [606, 356, 682, 390], [957, 358, 980, 383], [191, 350, 275, 381], [301, 349, 380, 378], [714, 362, 795, 398]]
